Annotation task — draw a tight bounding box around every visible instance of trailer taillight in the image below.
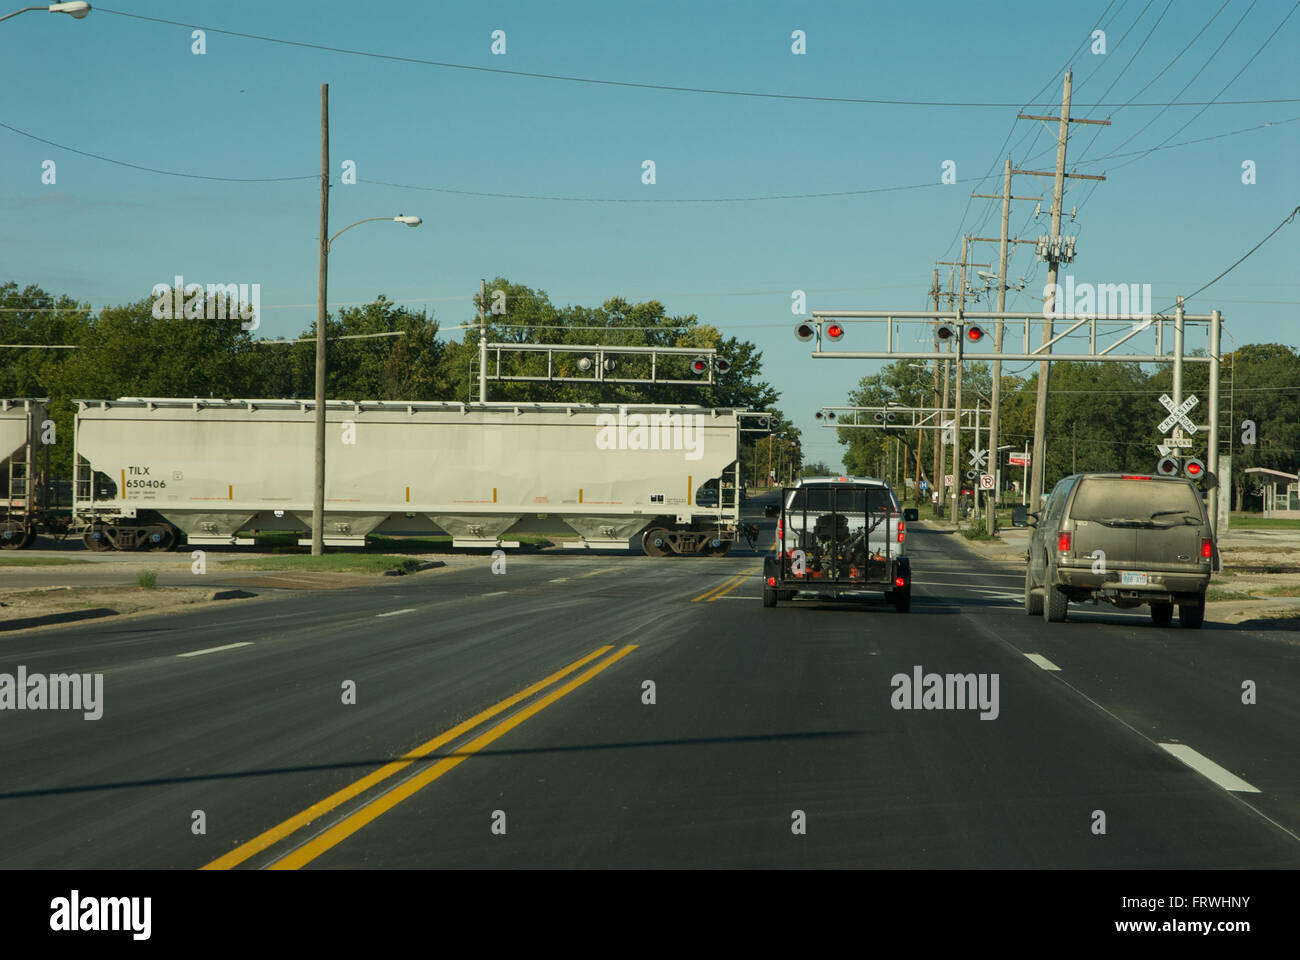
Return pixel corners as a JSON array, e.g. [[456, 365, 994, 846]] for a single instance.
[[767, 576, 776, 587], [894, 577, 905, 587], [897, 520, 905, 543], [1057, 532, 1072, 552], [1201, 538, 1212, 559]]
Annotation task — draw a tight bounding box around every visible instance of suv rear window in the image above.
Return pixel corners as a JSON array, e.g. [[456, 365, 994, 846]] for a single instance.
[[1070, 478, 1202, 523]]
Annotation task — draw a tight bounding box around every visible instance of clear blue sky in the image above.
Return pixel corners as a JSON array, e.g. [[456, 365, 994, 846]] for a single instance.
[[3, 0, 1297, 465]]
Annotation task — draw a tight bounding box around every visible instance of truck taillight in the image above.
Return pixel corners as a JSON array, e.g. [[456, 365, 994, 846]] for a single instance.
[[897, 520, 905, 543], [894, 577, 905, 587], [1201, 538, 1212, 559], [767, 576, 776, 586], [1057, 532, 1071, 552]]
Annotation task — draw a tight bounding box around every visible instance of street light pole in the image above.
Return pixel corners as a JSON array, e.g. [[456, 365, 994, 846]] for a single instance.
[[309, 87, 422, 556], [313, 83, 329, 556]]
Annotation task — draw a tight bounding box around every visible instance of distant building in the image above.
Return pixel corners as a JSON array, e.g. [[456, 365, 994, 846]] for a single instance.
[[1244, 467, 1300, 517]]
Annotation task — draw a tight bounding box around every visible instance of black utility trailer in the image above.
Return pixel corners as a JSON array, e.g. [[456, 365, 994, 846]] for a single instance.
[[762, 480, 913, 612]]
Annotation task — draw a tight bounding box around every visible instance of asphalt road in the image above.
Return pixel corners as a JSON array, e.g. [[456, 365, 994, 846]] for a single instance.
[[1, 499, 1297, 868]]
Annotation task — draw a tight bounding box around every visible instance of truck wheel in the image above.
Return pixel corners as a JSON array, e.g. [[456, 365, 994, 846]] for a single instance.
[[1043, 579, 1068, 623], [1024, 564, 1043, 616], [1178, 599, 1205, 629], [763, 587, 777, 608], [1150, 602, 1173, 627], [894, 590, 911, 613]]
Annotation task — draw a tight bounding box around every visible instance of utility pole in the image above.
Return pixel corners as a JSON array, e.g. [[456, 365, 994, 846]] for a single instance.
[[311, 83, 330, 557], [953, 237, 967, 524], [969, 154, 1039, 534], [930, 269, 943, 512], [478, 278, 488, 402], [1020, 69, 1108, 508]]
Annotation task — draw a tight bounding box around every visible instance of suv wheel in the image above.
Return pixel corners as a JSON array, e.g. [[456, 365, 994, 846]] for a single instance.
[[1178, 598, 1205, 629], [1042, 567, 1068, 623], [1150, 602, 1173, 627], [1024, 564, 1043, 616]]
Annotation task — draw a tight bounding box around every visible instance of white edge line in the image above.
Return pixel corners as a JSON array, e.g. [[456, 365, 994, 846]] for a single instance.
[[177, 641, 254, 658], [1159, 743, 1261, 793], [1024, 653, 1061, 671]]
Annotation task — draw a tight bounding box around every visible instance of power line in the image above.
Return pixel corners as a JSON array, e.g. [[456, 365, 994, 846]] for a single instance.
[[1108, 0, 1300, 173], [0, 120, 315, 183], [357, 175, 992, 203], [89, 7, 1300, 109]]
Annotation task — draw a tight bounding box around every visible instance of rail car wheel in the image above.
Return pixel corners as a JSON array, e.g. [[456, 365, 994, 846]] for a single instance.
[[0, 525, 25, 550], [642, 527, 673, 558], [699, 537, 731, 557], [148, 526, 176, 551], [20, 528, 36, 549], [83, 528, 112, 551]]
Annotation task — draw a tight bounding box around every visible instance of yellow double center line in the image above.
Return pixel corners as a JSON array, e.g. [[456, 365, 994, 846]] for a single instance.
[[693, 572, 748, 603], [202, 643, 635, 871]]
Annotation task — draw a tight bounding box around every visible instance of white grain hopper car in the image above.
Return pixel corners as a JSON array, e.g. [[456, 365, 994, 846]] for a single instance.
[[1, 398, 48, 548], [72, 398, 746, 555]]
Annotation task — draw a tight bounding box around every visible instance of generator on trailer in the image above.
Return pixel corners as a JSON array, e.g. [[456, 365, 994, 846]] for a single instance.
[[763, 476, 915, 611], [72, 398, 749, 554]]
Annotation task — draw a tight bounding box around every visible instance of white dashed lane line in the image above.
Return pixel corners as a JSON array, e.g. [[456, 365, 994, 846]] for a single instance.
[[176, 642, 254, 658], [1024, 653, 1062, 671], [1159, 743, 1261, 793], [376, 608, 416, 618]]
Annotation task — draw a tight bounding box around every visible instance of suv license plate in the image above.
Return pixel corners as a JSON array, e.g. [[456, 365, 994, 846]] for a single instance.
[[1121, 572, 1148, 586]]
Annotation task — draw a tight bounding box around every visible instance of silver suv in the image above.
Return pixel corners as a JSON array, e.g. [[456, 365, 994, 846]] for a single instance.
[[1024, 472, 1214, 628]]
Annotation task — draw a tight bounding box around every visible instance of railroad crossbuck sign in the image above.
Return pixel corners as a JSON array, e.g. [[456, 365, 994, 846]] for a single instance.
[[1157, 393, 1198, 435], [968, 448, 987, 468]]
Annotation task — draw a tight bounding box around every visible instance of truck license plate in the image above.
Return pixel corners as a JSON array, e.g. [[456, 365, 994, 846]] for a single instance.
[[1121, 572, 1148, 586]]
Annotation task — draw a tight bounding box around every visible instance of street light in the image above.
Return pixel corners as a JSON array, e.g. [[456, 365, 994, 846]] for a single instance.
[[0, 2, 89, 22], [0, 2, 88, 21], [312, 211, 421, 556]]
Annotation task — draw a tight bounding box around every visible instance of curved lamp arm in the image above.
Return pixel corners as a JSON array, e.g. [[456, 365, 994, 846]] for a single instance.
[[327, 215, 421, 252]]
